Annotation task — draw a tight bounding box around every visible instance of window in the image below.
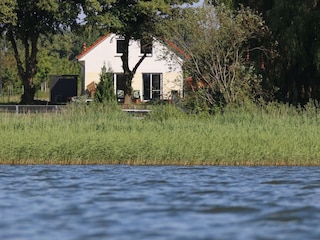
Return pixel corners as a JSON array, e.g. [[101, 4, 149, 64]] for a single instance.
[[143, 73, 162, 100], [140, 39, 152, 55], [115, 74, 126, 102], [116, 39, 125, 54]]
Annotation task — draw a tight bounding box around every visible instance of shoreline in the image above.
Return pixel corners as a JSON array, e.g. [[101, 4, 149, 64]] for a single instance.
[[1, 159, 320, 166]]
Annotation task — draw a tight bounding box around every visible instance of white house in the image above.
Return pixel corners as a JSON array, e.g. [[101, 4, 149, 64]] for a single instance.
[[77, 33, 184, 102]]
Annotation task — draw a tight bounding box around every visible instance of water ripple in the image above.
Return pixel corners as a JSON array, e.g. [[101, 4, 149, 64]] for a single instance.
[[1, 165, 320, 240]]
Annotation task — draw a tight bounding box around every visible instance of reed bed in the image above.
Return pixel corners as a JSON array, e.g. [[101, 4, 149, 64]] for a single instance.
[[1, 102, 320, 165]]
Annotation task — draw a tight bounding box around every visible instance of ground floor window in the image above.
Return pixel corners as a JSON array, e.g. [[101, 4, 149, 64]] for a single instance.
[[114, 73, 163, 102], [143, 73, 162, 101], [115, 73, 125, 102]]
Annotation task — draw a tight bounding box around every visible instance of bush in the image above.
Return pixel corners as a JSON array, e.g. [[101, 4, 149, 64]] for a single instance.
[[94, 64, 116, 104]]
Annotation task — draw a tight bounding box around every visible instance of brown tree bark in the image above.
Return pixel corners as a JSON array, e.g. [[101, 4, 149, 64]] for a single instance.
[[121, 35, 147, 106]]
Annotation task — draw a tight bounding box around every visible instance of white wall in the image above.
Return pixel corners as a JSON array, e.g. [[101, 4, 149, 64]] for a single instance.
[[78, 33, 183, 100]]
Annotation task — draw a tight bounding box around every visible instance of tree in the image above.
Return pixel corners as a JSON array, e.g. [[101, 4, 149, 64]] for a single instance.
[[0, 0, 17, 25], [1, 48, 20, 96], [163, 3, 269, 109], [34, 32, 81, 91], [228, 0, 320, 104], [211, 0, 272, 14], [0, 0, 83, 104], [94, 64, 116, 104], [83, 0, 195, 104], [266, 0, 320, 104]]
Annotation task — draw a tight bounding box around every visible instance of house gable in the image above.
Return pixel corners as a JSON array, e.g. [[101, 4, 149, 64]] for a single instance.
[[77, 33, 184, 101], [77, 34, 111, 60]]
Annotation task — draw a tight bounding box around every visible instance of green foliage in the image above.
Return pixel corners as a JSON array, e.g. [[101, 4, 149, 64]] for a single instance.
[[164, 3, 268, 111], [230, 0, 320, 104], [34, 33, 81, 91], [0, 0, 83, 103], [0, 46, 20, 92], [70, 25, 103, 59], [1, 102, 320, 165], [94, 64, 116, 104], [84, 0, 195, 38], [0, 31, 81, 100], [145, 104, 186, 122], [180, 90, 212, 114], [267, 0, 320, 104], [0, 0, 17, 25]]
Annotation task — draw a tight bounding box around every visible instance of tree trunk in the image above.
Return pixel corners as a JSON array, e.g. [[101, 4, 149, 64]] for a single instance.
[[7, 30, 38, 105], [123, 72, 133, 105], [120, 35, 148, 106], [124, 94, 132, 105], [20, 76, 36, 104], [121, 36, 133, 106]]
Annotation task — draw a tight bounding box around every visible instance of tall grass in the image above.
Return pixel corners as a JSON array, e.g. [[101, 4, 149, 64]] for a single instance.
[[1, 102, 320, 165]]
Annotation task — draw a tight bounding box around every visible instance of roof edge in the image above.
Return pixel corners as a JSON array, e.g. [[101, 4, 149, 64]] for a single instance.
[[76, 33, 189, 61], [76, 34, 111, 60], [165, 40, 190, 60]]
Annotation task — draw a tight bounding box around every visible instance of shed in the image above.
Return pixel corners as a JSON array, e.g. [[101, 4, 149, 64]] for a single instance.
[[50, 75, 78, 103]]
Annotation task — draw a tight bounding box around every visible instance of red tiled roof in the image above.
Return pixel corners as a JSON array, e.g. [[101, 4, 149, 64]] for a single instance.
[[77, 34, 111, 59], [166, 40, 190, 60]]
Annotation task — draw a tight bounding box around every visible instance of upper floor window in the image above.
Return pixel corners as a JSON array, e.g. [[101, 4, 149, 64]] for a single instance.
[[140, 39, 152, 55], [116, 39, 125, 54]]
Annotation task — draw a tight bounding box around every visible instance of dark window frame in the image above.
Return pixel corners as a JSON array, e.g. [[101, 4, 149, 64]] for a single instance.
[[140, 39, 153, 55], [116, 39, 125, 54], [143, 73, 162, 101]]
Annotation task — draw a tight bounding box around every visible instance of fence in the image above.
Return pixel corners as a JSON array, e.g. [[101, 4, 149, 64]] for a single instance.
[[0, 105, 151, 116], [0, 105, 60, 114]]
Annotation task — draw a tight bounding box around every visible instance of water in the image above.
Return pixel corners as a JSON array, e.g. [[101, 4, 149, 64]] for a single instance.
[[1, 165, 320, 240]]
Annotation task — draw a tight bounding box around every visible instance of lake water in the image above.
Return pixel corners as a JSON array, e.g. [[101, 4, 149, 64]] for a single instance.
[[1, 165, 320, 240]]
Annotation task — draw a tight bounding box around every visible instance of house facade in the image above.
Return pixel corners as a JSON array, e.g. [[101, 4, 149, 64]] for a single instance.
[[77, 33, 184, 102]]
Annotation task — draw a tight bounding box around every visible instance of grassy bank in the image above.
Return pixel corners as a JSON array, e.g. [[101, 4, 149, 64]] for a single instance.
[[1, 102, 320, 165]]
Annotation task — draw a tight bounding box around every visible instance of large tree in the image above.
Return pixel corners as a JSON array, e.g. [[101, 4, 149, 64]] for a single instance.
[[34, 32, 82, 92], [83, 0, 196, 104], [267, 0, 320, 104], [0, 0, 83, 104], [226, 0, 320, 104], [162, 3, 269, 109]]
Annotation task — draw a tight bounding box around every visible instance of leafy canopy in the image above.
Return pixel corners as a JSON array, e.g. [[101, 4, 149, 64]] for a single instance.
[[83, 0, 196, 39], [163, 3, 269, 109], [0, 0, 83, 103]]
